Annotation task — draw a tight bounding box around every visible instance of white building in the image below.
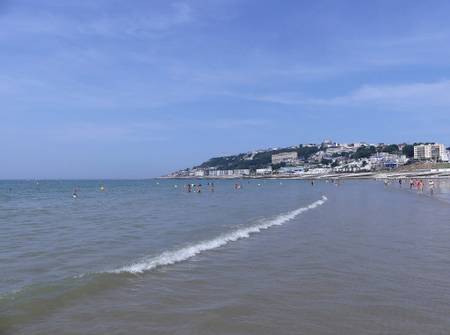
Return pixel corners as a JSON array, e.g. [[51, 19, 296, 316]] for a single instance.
[[278, 166, 305, 174], [193, 170, 205, 177], [321, 139, 335, 148], [414, 144, 448, 161], [233, 169, 250, 176], [256, 167, 273, 175], [208, 170, 233, 177], [369, 153, 408, 166], [334, 161, 371, 173], [304, 167, 333, 175], [271, 151, 298, 165], [208, 170, 219, 177]]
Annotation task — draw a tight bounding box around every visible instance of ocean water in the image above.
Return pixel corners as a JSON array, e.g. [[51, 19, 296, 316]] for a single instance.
[[1, 179, 450, 334]]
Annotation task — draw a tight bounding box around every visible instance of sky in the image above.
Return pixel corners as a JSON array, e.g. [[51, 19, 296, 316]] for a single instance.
[[1, 0, 450, 178]]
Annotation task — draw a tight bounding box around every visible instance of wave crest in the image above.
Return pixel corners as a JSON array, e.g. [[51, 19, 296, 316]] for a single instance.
[[111, 195, 327, 274]]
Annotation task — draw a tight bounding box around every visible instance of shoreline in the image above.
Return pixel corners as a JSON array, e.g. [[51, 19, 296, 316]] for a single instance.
[[160, 168, 450, 181]]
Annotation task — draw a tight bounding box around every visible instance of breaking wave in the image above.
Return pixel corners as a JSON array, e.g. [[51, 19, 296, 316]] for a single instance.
[[111, 195, 327, 274]]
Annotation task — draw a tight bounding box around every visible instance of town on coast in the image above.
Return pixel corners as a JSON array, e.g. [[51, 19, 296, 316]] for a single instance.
[[164, 140, 450, 180]]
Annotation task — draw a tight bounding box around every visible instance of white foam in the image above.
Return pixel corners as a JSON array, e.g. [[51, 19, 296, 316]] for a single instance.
[[111, 196, 328, 274]]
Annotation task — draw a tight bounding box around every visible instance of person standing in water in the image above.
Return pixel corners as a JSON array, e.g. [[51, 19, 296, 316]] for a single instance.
[[429, 180, 434, 195]]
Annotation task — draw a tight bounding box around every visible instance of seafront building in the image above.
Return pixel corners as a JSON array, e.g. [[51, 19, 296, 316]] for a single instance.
[[206, 169, 250, 177], [193, 170, 205, 177], [334, 161, 372, 173], [414, 144, 448, 161], [208, 170, 233, 177], [369, 153, 408, 169], [256, 167, 273, 175]]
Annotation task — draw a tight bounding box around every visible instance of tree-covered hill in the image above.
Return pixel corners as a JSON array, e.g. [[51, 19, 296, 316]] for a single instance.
[[195, 145, 319, 170]]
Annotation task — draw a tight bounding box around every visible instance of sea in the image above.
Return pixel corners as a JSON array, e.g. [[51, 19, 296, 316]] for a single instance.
[[1, 179, 450, 335]]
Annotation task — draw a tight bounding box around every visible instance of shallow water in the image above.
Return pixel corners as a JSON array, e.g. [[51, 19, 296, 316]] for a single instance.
[[1, 179, 450, 334]]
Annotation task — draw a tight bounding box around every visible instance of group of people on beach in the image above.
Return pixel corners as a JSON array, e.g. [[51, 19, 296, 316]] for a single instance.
[[185, 183, 202, 193], [184, 182, 246, 193], [408, 178, 434, 195], [385, 178, 435, 195], [184, 182, 217, 193]]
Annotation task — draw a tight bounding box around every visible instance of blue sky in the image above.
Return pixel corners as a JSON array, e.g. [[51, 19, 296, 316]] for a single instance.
[[1, 0, 450, 178]]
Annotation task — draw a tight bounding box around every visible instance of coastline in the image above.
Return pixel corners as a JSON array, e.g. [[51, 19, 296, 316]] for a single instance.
[[160, 168, 450, 180]]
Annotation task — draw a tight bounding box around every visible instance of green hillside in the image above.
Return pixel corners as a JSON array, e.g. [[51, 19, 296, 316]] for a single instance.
[[196, 145, 319, 170]]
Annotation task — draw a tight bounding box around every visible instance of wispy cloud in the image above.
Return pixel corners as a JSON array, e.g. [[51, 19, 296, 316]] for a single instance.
[[40, 118, 269, 143], [207, 118, 269, 129], [0, 1, 194, 39], [46, 122, 171, 143], [238, 80, 450, 111], [334, 80, 450, 106]]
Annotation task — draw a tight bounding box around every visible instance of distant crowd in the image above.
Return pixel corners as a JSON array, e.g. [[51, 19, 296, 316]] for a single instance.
[[385, 178, 435, 195]]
